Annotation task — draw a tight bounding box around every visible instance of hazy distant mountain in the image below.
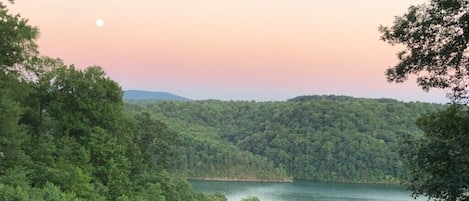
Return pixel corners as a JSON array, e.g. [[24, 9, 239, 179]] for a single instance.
[[123, 90, 189, 101]]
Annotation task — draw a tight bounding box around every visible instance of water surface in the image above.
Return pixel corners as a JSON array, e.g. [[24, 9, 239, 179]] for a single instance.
[[190, 180, 425, 201]]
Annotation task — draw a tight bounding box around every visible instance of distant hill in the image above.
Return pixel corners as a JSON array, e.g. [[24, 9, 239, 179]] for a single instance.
[[125, 96, 445, 183], [288, 95, 400, 103], [123, 90, 189, 101]]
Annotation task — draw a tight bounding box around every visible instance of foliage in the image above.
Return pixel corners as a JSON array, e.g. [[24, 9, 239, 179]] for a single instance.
[[0, 1, 38, 72], [240, 195, 260, 201], [401, 105, 469, 201], [199, 193, 227, 201], [381, 0, 469, 200], [0, 2, 224, 201], [133, 112, 181, 172], [126, 97, 443, 183], [379, 0, 469, 102]]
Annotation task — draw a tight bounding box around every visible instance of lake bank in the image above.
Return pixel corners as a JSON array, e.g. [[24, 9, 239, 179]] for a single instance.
[[188, 176, 400, 185], [188, 177, 293, 183]]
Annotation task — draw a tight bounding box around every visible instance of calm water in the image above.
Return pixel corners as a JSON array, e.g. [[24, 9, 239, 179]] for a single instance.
[[189, 180, 425, 201]]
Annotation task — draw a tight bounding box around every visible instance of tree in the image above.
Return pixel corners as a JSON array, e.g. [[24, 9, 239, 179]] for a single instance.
[[401, 105, 469, 201], [381, 0, 469, 200], [133, 112, 181, 171], [0, 82, 29, 172], [379, 0, 469, 102], [0, 0, 36, 179], [0, 2, 221, 200], [0, 1, 39, 74], [37, 63, 126, 138], [36, 64, 134, 199], [240, 195, 260, 201]]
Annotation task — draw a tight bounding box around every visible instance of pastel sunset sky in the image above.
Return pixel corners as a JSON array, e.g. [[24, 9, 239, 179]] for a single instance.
[[10, 0, 448, 102]]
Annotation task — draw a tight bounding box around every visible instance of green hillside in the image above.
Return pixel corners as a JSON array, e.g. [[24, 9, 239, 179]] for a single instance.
[[0, 2, 224, 200], [125, 96, 444, 183]]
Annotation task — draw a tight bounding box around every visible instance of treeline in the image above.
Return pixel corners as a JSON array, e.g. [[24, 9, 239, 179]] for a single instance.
[[126, 96, 444, 183], [125, 104, 291, 182], [0, 2, 224, 201]]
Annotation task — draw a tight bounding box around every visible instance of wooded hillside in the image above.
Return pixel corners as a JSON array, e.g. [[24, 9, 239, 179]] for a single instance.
[[126, 96, 444, 183]]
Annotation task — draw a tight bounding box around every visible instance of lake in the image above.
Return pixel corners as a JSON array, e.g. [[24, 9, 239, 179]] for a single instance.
[[189, 180, 426, 201]]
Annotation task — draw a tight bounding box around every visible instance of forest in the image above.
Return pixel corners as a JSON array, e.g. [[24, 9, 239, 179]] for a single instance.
[[0, 2, 225, 201], [3, 0, 466, 200], [126, 96, 444, 183]]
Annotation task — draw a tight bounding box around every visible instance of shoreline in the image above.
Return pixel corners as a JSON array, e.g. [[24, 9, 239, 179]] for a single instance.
[[188, 177, 294, 183], [188, 177, 402, 185]]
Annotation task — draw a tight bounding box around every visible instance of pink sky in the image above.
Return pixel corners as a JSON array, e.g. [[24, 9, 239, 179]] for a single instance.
[[9, 0, 448, 102]]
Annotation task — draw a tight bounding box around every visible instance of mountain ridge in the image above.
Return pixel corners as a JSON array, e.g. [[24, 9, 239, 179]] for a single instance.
[[123, 90, 190, 101]]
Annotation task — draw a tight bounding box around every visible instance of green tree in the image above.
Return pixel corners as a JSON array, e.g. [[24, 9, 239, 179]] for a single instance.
[[133, 112, 181, 171], [0, 1, 39, 72], [0, 1, 217, 200], [240, 195, 260, 201], [0, 0, 39, 174], [199, 193, 227, 201], [0, 84, 29, 172], [381, 0, 469, 200], [379, 0, 469, 102], [401, 105, 469, 201], [37, 63, 126, 138]]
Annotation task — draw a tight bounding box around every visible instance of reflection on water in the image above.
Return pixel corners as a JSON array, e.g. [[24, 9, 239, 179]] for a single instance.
[[189, 180, 425, 201]]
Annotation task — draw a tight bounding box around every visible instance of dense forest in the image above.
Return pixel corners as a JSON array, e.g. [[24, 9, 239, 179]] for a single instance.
[[1, 0, 458, 200], [0, 2, 225, 201], [126, 96, 444, 183]]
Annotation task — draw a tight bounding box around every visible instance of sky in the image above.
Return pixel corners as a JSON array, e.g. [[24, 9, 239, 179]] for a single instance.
[[9, 0, 449, 103]]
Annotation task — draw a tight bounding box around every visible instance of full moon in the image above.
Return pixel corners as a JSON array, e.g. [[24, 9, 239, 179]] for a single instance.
[[96, 19, 104, 27]]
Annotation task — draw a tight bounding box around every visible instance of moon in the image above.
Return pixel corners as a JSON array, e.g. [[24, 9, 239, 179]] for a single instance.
[[96, 19, 104, 27]]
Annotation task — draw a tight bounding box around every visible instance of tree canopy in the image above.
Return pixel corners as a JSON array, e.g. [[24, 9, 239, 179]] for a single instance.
[[379, 0, 469, 102], [0, 1, 38, 73], [126, 97, 443, 183], [0, 2, 224, 200], [381, 0, 469, 200], [402, 105, 469, 201]]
